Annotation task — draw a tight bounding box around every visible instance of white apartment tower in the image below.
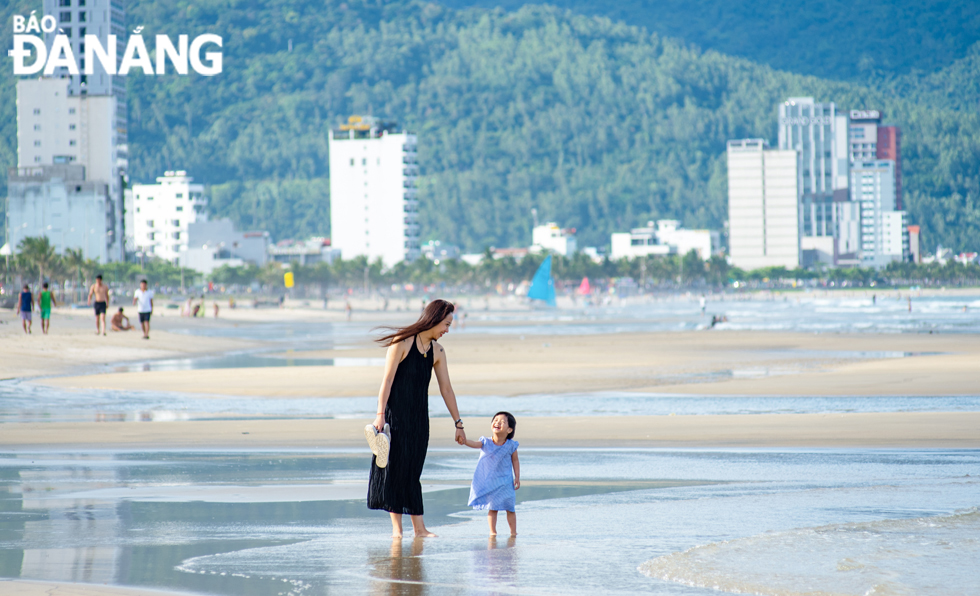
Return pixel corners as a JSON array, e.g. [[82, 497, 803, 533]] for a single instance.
[[726, 139, 800, 270], [6, 0, 127, 262], [131, 171, 207, 263], [328, 116, 420, 267]]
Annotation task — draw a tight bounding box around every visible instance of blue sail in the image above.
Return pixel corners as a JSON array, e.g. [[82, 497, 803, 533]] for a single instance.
[[527, 255, 556, 307]]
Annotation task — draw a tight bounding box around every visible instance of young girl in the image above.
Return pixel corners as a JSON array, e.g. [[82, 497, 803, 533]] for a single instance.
[[464, 412, 521, 536]]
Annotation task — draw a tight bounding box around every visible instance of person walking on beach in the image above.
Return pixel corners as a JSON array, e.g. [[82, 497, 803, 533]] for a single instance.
[[17, 284, 33, 334], [463, 412, 520, 536], [133, 279, 154, 340], [367, 299, 466, 538], [88, 275, 110, 335], [37, 282, 57, 334]]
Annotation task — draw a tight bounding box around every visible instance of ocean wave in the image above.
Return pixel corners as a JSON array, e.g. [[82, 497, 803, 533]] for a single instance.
[[639, 508, 980, 596]]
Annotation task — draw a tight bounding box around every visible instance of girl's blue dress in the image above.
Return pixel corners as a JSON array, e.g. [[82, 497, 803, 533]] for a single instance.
[[468, 436, 519, 512]]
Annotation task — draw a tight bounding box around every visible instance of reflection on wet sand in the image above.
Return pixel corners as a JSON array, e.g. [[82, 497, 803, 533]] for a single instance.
[[369, 537, 426, 596], [484, 535, 517, 587]]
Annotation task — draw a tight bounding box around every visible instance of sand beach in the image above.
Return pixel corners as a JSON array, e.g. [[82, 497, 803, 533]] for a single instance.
[[1, 294, 979, 595]]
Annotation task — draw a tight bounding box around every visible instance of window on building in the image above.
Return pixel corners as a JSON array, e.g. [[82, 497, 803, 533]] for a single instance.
[[172, 220, 180, 227], [136, 208, 140, 213], [79, 12, 86, 22], [350, 158, 355, 166], [34, 140, 41, 147], [176, 193, 183, 198], [79, 0, 85, 5], [147, 220, 154, 227], [69, 108, 76, 114], [34, 156, 41, 163], [147, 196, 154, 201], [60, 11, 71, 21], [79, 26, 85, 35], [176, 206, 183, 212], [69, 140, 76, 146], [69, 123, 76, 130], [362, 158, 366, 166], [173, 232, 181, 240], [33, 108, 40, 115], [33, 124, 41, 131], [59, 0, 70, 6], [148, 232, 155, 240]]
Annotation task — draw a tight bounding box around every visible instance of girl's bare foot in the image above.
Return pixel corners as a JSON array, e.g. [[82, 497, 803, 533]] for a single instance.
[[414, 529, 437, 538]]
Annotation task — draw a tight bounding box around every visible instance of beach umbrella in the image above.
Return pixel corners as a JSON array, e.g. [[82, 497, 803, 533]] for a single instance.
[[577, 277, 591, 295]]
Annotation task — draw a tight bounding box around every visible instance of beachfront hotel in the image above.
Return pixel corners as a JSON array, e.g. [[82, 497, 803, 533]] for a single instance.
[[130, 171, 207, 263], [328, 116, 420, 267], [726, 139, 801, 270]]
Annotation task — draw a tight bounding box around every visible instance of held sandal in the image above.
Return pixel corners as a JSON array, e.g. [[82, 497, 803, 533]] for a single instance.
[[364, 423, 391, 468]]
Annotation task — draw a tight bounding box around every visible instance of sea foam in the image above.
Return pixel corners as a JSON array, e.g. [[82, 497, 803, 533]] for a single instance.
[[639, 507, 980, 596]]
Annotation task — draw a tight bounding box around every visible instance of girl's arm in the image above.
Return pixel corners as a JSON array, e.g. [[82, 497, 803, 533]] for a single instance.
[[373, 339, 406, 430], [432, 341, 466, 445], [512, 451, 520, 489], [462, 437, 482, 449]]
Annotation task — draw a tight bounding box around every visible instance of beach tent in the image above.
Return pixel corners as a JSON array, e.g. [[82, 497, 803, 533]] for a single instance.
[[577, 277, 591, 295], [527, 255, 557, 307]]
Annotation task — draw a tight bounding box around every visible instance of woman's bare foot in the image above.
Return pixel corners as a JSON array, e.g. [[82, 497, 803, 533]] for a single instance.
[[410, 515, 436, 537]]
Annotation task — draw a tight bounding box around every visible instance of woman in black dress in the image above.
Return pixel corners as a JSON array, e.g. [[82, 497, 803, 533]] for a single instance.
[[368, 299, 467, 537]]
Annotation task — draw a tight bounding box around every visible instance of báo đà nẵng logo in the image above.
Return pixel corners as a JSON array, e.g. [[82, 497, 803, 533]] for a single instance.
[[8, 11, 222, 76]]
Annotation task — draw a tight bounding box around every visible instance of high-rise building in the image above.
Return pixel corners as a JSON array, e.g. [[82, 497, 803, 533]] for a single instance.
[[726, 139, 800, 270], [6, 0, 127, 262], [328, 116, 420, 267], [10, 77, 126, 261], [876, 126, 902, 210], [850, 160, 906, 267], [131, 171, 207, 263], [847, 110, 906, 265], [778, 97, 849, 239]]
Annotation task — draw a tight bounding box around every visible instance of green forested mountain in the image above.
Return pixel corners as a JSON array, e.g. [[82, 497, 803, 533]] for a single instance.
[[441, 0, 980, 82], [2, 0, 980, 254]]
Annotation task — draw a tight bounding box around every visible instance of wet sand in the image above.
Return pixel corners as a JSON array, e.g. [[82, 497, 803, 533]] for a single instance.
[[37, 330, 980, 397], [2, 412, 978, 449]]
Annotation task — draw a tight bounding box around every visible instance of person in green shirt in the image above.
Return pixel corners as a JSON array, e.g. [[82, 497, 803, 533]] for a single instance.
[[37, 282, 57, 335]]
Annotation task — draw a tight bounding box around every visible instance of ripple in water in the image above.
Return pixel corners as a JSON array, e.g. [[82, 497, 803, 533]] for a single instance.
[[639, 507, 980, 596]]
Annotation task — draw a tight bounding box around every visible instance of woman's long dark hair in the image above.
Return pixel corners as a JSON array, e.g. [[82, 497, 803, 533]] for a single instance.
[[375, 299, 455, 346]]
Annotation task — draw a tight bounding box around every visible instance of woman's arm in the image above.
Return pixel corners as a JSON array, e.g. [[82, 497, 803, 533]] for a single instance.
[[511, 451, 520, 489], [432, 342, 466, 445], [373, 339, 406, 431]]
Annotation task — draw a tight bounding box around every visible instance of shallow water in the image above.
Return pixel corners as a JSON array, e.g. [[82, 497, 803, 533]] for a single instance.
[[0, 448, 977, 595], [167, 294, 980, 346], [3, 379, 979, 424]]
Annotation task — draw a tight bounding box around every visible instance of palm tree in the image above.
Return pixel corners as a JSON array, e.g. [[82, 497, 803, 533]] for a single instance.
[[16, 236, 59, 289], [62, 247, 85, 303]]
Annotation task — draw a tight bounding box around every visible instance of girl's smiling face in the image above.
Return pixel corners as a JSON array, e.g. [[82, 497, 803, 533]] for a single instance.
[[491, 414, 512, 437]]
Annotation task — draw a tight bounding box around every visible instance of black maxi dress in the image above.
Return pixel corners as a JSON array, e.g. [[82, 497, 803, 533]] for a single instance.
[[367, 335, 433, 515]]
